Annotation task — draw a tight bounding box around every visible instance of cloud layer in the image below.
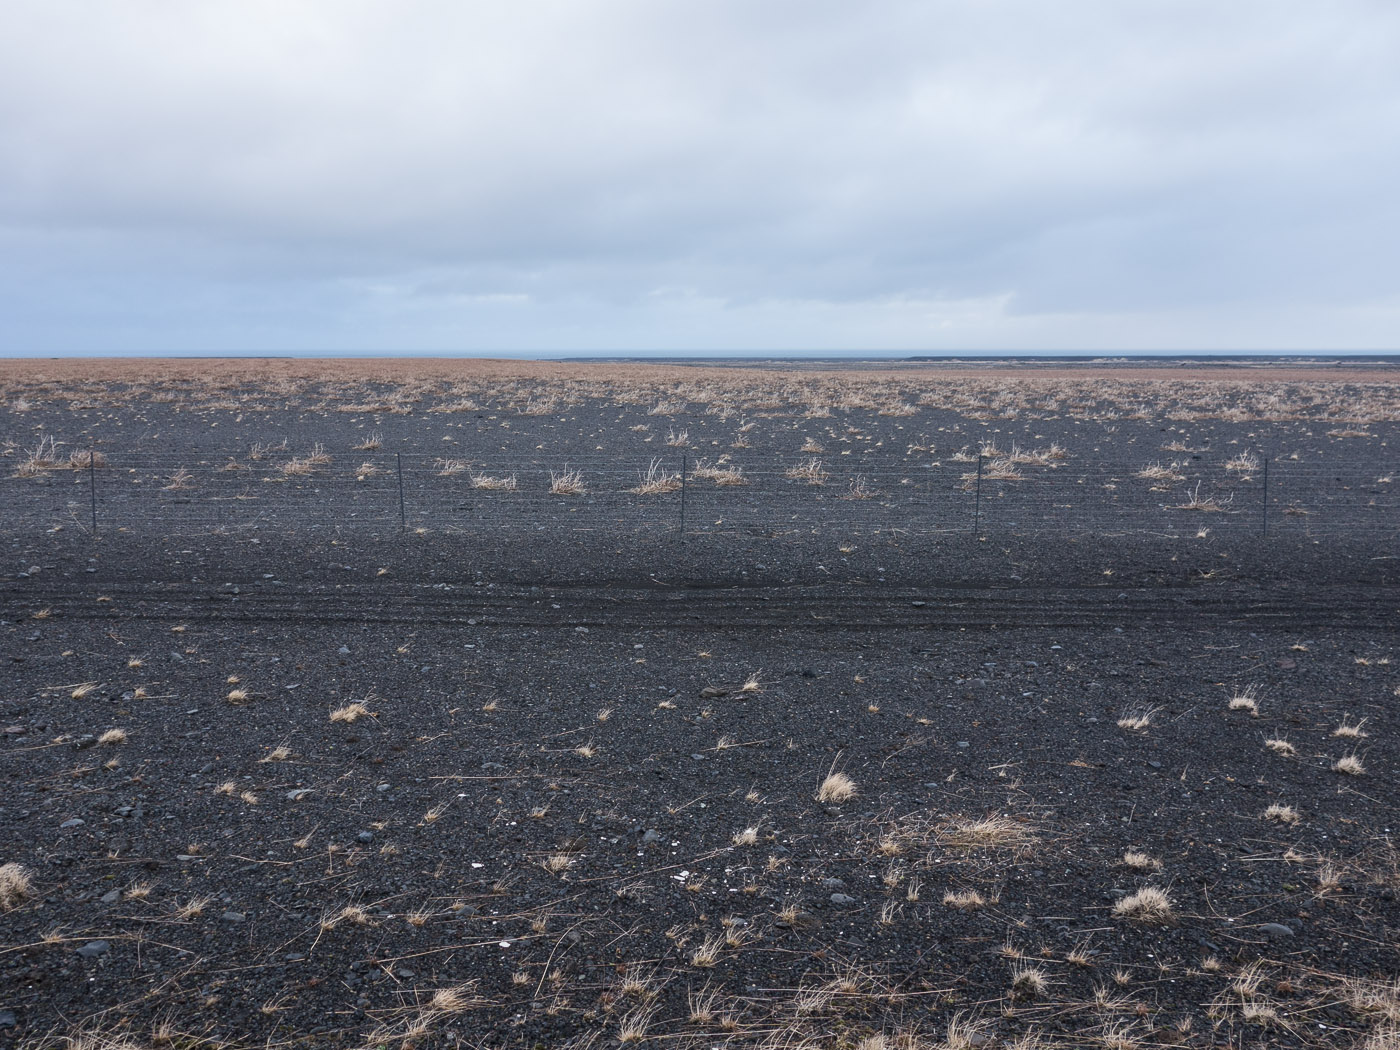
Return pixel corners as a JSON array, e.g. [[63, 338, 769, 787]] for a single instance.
[[2, 1, 1398, 353]]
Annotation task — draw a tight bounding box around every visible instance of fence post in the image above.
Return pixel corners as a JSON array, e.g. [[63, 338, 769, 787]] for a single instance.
[[679, 453, 687, 539], [396, 453, 406, 532], [1261, 457, 1269, 537], [973, 454, 983, 534], [88, 449, 98, 536]]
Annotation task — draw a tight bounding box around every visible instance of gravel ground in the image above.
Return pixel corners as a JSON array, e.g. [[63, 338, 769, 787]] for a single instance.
[[1, 363, 1398, 1050]]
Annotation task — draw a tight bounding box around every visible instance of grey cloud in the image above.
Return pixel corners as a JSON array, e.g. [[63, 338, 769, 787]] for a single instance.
[[1, 0, 1398, 352]]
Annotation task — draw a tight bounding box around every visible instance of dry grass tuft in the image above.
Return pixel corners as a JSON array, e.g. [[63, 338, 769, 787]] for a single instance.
[[1011, 966, 1050, 999], [428, 982, 486, 1013], [1332, 718, 1370, 739], [541, 853, 574, 876], [1333, 753, 1366, 776], [785, 457, 828, 485], [631, 458, 681, 495], [1225, 451, 1261, 473], [1228, 685, 1261, 716], [617, 1002, 657, 1043], [843, 474, 877, 500], [1116, 707, 1155, 731], [689, 934, 724, 968], [942, 888, 987, 910], [0, 863, 34, 909], [1264, 736, 1297, 756], [1174, 481, 1232, 511], [815, 771, 858, 803], [1121, 851, 1161, 871], [97, 728, 127, 746], [329, 702, 370, 723], [693, 460, 747, 485], [174, 895, 213, 919], [471, 472, 518, 490], [732, 825, 761, 847], [1264, 803, 1301, 824], [938, 814, 1038, 850], [942, 1011, 991, 1050], [1136, 460, 1185, 483], [549, 467, 586, 495], [1337, 975, 1400, 1023], [1112, 886, 1175, 924]]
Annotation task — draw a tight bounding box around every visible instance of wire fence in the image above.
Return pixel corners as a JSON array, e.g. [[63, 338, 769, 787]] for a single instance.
[[2, 450, 1396, 539]]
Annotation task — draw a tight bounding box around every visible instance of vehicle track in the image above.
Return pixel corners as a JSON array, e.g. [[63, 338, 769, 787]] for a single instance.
[[5, 578, 1397, 631]]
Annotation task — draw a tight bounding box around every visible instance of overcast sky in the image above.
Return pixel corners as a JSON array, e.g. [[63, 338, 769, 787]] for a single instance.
[[2, 1, 1398, 355]]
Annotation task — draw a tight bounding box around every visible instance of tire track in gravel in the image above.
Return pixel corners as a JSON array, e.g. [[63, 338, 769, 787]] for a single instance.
[[4, 579, 1398, 631]]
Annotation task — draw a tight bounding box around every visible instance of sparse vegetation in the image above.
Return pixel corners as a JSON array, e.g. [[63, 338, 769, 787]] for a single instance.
[[815, 770, 857, 803], [1333, 753, 1366, 776], [329, 702, 370, 723], [1112, 886, 1175, 924], [5, 361, 1400, 1049], [0, 863, 34, 909], [549, 467, 586, 495], [785, 457, 828, 484], [1228, 685, 1261, 716]]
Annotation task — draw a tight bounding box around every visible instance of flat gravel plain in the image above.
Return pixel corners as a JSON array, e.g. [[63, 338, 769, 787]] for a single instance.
[[1, 363, 1398, 1049]]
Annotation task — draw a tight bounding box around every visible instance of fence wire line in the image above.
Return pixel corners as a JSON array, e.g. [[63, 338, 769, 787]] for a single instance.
[[2, 451, 1395, 537]]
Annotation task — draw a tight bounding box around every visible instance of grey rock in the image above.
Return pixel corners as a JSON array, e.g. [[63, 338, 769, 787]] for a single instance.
[[338, 645, 351, 654], [286, 789, 312, 801], [76, 940, 110, 958], [357, 831, 374, 843], [641, 829, 662, 844], [820, 877, 846, 890], [60, 818, 85, 829], [829, 893, 856, 905], [956, 741, 970, 749], [376, 783, 391, 792], [1260, 922, 1294, 940], [0, 1009, 16, 1028], [100, 889, 121, 904], [221, 911, 246, 923]]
